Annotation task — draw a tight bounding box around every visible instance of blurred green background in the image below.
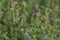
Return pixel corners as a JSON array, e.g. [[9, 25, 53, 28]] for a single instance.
[[0, 0, 60, 40]]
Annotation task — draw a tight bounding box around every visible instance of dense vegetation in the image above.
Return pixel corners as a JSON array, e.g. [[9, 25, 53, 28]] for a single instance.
[[0, 0, 60, 40]]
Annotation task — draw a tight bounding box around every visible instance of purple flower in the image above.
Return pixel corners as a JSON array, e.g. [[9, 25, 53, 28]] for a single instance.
[[43, 35, 48, 40], [32, 10, 37, 13], [24, 32, 32, 40], [56, 16, 60, 18], [27, 35, 32, 40], [21, 13, 25, 17], [34, 13, 37, 18], [28, 25, 33, 30], [32, 10, 38, 18], [0, 14, 3, 16]]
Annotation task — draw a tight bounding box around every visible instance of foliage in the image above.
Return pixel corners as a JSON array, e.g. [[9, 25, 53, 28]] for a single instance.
[[0, 0, 60, 40]]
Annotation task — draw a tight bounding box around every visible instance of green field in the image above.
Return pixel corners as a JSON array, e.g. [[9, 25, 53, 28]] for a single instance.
[[0, 0, 60, 40]]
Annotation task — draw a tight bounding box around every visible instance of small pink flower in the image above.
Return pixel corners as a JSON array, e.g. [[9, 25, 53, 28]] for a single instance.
[[0, 14, 3, 16], [24, 32, 32, 40], [43, 35, 48, 40], [28, 25, 33, 30], [26, 34, 32, 40], [0, 29, 2, 33], [21, 13, 25, 17], [27, 35, 32, 40]]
